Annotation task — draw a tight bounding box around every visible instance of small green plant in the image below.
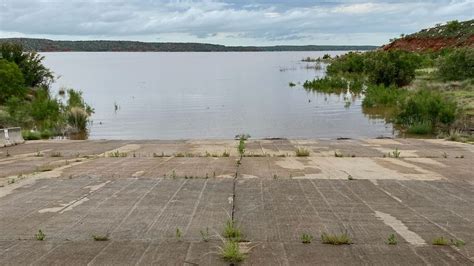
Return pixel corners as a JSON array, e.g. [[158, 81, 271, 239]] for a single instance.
[[109, 150, 127, 157], [295, 148, 310, 157], [200, 227, 210, 242], [5, 150, 10, 157], [386, 234, 397, 245], [451, 239, 465, 247], [390, 148, 400, 158], [334, 151, 343, 157], [34, 149, 43, 157], [223, 220, 241, 241], [222, 151, 230, 157], [442, 152, 448, 158], [35, 229, 45, 241], [321, 232, 352, 245], [238, 137, 246, 157], [172, 170, 176, 178], [432, 236, 449, 245], [219, 240, 245, 263], [175, 152, 185, 157], [176, 228, 182, 240], [92, 233, 109, 241], [347, 175, 354, 180], [301, 233, 313, 244]]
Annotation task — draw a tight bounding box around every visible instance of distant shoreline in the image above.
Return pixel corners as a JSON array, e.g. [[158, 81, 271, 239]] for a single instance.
[[0, 38, 378, 52]]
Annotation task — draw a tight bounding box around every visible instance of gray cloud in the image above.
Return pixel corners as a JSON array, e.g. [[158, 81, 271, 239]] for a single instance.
[[0, 0, 472, 45]]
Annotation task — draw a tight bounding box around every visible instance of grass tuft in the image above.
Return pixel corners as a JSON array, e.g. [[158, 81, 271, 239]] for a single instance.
[[432, 236, 449, 245], [35, 229, 45, 241], [92, 234, 109, 241], [386, 234, 398, 245], [301, 233, 313, 244], [295, 148, 310, 157], [223, 220, 241, 241], [321, 232, 352, 245], [219, 240, 245, 263]]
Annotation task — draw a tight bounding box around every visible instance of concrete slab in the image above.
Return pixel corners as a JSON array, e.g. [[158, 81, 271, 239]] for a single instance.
[[0, 139, 473, 264]]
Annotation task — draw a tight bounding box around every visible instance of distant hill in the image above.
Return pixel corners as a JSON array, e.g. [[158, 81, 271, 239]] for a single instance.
[[383, 19, 474, 51], [0, 38, 376, 52]]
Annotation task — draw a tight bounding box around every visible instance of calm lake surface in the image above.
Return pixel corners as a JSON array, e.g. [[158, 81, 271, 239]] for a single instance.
[[43, 52, 394, 139]]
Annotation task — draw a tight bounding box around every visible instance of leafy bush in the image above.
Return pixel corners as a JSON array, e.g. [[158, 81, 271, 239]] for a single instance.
[[437, 48, 474, 81], [397, 89, 457, 127], [362, 84, 406, 108], [0, 59, 26, 103], [22, 130, 41, 140], [363, 50, 421, 87], [327, 52, 365, 75], [30, 89, 62, 130]]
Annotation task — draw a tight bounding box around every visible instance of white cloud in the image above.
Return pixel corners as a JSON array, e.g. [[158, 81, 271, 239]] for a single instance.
[[0, 0, 472, 45]]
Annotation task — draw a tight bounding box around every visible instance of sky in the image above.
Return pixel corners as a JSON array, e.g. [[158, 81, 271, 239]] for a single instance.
[[0, 0, 472, 46]]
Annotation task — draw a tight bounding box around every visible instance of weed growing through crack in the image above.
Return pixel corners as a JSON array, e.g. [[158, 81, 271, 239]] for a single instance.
[[301, 233, 313, 244], [176, 228, 182, 240], [6, 150, 10, 157], [442, 152, 448, 158], [223, 220, 241, 241], [35, 229, 45, 241], [200, 227, 210, 242], [238, 136, 246, 157], [51, 152, 62, 157], [386, 234, 397, 245], [219, 239, 245, 263], [109, 150, 127, 157], [389, 148, 401, 158], [432, 236, 449, 245], [35, 149, 43, 157], [452, 239, 465, 247], [295, 148, 310, 157], [93, 233, 109, 241], [334, 151, 344, 157], [347, 175, 354, 180], [222, 151, 230, 157], [321, 232, 352, 245], [172, 170, 176, 179]]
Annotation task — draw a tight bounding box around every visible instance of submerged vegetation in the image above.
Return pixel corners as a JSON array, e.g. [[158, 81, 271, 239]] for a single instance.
[[0, 42, 93, 139]]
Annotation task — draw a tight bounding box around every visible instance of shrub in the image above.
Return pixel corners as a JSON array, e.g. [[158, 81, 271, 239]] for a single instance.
[[397, 89, 457, 127], [327, 52, 365, 75], [22, 130, 41, 140], [363, 50, 421, 87], [362, 84, 406, 108], [437, 48, 474, 81]]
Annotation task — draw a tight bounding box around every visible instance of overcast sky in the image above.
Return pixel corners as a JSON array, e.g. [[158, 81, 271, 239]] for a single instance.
[[0, 0, 472, 46]]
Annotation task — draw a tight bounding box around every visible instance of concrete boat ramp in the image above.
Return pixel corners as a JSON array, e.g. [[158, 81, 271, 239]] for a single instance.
[[0, 138, 473, 265]]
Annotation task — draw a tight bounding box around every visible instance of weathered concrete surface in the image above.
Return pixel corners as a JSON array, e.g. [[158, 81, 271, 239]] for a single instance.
[[0, 138, 473, 265]]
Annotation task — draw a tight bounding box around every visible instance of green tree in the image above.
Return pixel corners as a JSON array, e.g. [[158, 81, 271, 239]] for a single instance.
[[0, 59, 26, 103], [0, 43, 54, 88]]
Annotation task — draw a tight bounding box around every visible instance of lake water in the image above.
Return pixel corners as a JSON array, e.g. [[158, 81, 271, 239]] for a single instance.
[[42, 52, 394, 139]]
